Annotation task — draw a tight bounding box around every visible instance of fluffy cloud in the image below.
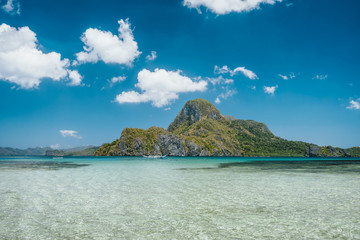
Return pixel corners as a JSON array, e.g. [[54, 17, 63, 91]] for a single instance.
[[0, 23, 82, 89], [146, 51, 157, 61], [313, 74, 328, 80], [232, 66, 258, 79], [76, 19, 141, 66], [111, 75, 126, 84], [115, 68, 207, 107], [264, 85, 278, 95], [1, 0, 20, 15], [183, 0, 282, 15], [214, 65, 258, 79], [60, 130, 82, 139], [347, 100, 360, 110], [67, 70, 83, 86]]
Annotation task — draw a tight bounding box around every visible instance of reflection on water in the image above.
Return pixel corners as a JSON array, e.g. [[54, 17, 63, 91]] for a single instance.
[[0, 157, 360, 239], [217, 160, 360, 173], [0, 161, 90, 170], [177, 160, 360, 173]]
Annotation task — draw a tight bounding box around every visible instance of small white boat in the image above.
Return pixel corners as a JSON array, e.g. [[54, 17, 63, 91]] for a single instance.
[[143, 155, 166, 159]]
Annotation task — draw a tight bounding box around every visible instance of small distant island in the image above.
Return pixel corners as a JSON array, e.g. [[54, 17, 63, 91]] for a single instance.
[[0, 146, 99, 157], [95, 99, 360, 157]]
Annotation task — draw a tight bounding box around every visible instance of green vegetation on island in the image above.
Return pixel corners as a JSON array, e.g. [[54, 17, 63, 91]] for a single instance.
[[95, 98, 360, 157], [346, 147, 360, 157], [2, 99, 357, 157], [0, 147, 51, 156], [0, 146, 99, 156]]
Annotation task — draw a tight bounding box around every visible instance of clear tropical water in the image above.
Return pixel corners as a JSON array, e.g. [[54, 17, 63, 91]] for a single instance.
[[1, 156, 360, 239]]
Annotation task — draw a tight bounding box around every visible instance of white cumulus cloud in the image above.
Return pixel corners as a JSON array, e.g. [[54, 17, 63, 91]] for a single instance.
[[60, 130, 82, 139], [146, 51, 157, 61], [0, 23, 82, 89], [67, 70, 83, 86], [1, 0, 20, 15], [264, 85, 278, 95], [347, 100, 360, 110], [214, 65, 258, 79], [111, 75, 126, 84], [115, 68, 207, 107], [183, 0, 282, 15], [76, 19, 141, 66]]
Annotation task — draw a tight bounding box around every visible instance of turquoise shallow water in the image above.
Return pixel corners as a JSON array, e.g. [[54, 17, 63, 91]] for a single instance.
[[1, 156, 360, 239]]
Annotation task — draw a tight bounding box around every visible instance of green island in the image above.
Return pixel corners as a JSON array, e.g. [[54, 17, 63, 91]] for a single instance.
[[2, 98, 358, 157], [94, 98, 360, 157]]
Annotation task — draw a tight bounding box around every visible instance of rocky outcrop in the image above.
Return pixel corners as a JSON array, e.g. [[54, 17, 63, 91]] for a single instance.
[[185, 140, 209, 156], [168, 98, 224, 132], [154, 134, 186, 156], [305, 145, 349, 157], [305, 145, 321, 157], [94, 98, 358, 157]]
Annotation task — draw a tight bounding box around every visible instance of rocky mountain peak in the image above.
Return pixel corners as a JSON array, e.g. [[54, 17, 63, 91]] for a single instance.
[[94, 98, 359, 157], [167, 98, 223, 132]]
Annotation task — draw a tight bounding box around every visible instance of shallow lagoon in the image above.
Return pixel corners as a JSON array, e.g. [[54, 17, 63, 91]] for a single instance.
[[1, 156, 360, 239]]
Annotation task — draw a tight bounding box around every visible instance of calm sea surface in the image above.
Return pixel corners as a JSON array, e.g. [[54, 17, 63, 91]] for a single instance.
[[1, 156, 360, 239]]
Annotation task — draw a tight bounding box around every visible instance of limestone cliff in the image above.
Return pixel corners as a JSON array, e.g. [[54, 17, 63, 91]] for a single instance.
[[94, 98, 358, 157]]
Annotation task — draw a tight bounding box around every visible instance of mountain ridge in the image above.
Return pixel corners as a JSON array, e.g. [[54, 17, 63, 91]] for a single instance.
[[95, 99, 360, 157], [0, 146, 51, 156], [0, 146, 99, 156]]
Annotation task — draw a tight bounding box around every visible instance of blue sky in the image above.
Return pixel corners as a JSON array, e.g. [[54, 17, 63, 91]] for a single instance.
[[0, 0, 359, 149]]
